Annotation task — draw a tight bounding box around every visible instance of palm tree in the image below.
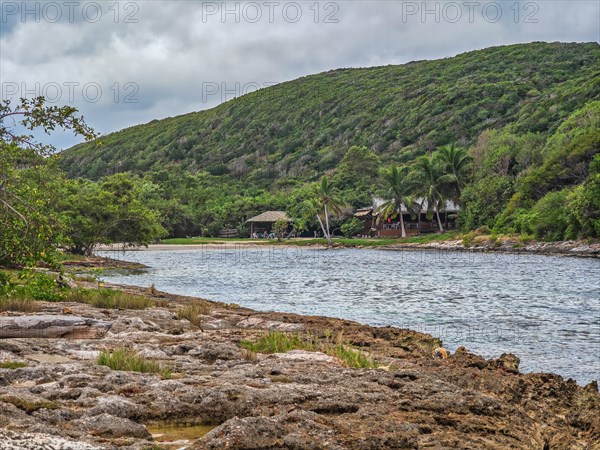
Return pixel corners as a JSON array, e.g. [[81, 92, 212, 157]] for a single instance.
[[376, 166, 418, 238], [411, 154, 453, 233], [437, 143, 472, 200], [310, 177, 345, 244]]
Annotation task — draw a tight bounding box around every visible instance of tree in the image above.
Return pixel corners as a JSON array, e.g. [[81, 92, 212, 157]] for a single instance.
[[60, 174, 167, 255], [375, 166, 418, 238], [272, 219, 289, 241], [0, 97, 97, 155], [0, 144, 67, 266], [437, 143, 472, 200], [309, 177, 345, 244], [411, 155, 453, 232], [0, 97, 97, 266]]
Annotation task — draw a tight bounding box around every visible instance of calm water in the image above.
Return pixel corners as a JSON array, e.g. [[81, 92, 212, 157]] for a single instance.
[[99, 247, 600, 384]]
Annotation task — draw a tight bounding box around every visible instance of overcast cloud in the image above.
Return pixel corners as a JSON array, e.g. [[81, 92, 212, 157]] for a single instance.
[[0, 0, 598, 149]]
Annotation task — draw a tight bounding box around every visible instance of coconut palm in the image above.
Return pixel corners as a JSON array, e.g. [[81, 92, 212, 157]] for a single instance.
[[411, 154, 453, 232], [437, 143, 472, 200], [310, 177, 345, 244], [376, 166, 418, 238]]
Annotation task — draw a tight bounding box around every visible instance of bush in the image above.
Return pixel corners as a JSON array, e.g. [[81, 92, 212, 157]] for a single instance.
[[17, 271, 64, 301], [521, 189, 572, 241], [340, 217, 364, 238]]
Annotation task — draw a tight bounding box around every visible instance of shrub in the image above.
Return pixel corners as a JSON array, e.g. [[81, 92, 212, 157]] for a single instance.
[[522, 189, 572, 241], [341, 217, 364, 238], [17, 271, 64, 301], [97, 347, 171, 378], [462, 231, 476, 247]]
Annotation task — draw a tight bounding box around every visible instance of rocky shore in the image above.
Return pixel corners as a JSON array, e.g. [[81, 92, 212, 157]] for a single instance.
[[382, 238, 600, 259], [1, 283, 599, 449]]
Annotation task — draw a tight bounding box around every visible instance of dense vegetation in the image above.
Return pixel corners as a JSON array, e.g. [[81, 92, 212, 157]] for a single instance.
[[57, 42, 599, 242], [1, 42, 598, 270], [0, 98, 166, 266]]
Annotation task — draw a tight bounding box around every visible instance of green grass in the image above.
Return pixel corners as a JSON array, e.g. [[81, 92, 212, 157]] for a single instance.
[[160, 233, 461, 247], [161, 237, 234, 245], [241, 331, 317, 353], [97, 347, 172, 378], [0, 361, 28, 369], [240, 331, 378, 369], [329, 345, 379, 369], [65, 288, 151, 310]]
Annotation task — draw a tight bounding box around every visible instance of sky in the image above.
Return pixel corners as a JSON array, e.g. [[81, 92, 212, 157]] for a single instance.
[[0, 0, 599, 149]]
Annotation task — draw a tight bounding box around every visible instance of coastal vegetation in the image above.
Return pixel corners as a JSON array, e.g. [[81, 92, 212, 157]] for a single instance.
[[0, 42, 598, 274], [55, 42, 598, 245]]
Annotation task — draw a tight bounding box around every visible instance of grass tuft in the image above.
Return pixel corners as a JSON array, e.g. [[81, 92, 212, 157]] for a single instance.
[[66, 288, 151, 310], [177, 301, 212, 329], [98, 347, 171, 378], [240, 331, 378, 369], [0, 361, 28, 369]]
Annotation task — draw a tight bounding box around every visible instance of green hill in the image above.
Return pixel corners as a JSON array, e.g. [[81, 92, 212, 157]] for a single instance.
[[59, 42, 600, 239], [61, 42, 598, 180]]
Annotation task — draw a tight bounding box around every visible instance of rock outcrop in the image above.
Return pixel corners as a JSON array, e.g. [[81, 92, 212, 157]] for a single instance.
[[0, 285, 598, 449]]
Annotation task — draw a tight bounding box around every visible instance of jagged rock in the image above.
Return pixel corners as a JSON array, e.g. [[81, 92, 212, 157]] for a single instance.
[[0, 289, 597, 449]]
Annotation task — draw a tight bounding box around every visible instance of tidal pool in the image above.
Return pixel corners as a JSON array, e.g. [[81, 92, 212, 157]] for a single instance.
[[100, 247, 600, 384]]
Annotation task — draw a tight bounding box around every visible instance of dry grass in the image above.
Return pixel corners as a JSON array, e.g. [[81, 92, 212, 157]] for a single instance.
[[177, 301, 212, 329], [0, 297, 41, 313]]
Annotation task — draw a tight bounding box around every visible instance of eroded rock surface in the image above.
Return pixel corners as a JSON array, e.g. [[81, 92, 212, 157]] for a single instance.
[[0, 285, 598, 449]]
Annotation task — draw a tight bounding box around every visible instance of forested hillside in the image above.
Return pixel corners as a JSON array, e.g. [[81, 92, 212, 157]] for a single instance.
[[58, 42, 600, 239]]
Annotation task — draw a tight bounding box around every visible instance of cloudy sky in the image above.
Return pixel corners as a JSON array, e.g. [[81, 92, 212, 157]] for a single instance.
[[0, 0, 598, 149]]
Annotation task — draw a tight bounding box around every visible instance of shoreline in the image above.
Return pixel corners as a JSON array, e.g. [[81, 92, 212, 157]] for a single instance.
[[1, 278, 598, 448], [97, 237, 600, 259]]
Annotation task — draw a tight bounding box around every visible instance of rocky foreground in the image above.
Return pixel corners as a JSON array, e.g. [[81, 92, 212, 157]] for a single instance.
[[1, 284, 599, 449]]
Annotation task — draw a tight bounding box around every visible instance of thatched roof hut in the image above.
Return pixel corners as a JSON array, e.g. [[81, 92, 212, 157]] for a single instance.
[[246, 211, 291, 236]]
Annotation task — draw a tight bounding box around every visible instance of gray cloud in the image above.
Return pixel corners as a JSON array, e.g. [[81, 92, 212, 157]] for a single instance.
[[1, 0, 598, 149]]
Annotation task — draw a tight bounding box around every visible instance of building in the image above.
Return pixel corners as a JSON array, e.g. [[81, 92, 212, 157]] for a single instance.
[[246, 211, 291, 237], [354, 199, 460, 237]]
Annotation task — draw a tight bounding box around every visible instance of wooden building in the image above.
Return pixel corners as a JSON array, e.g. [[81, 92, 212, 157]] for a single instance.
[[246, 211, 291, 237], [354, 199, 460, 237]]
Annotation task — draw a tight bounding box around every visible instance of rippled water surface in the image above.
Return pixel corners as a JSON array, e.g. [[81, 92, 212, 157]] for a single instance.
[[100, 247, 600, 384]]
